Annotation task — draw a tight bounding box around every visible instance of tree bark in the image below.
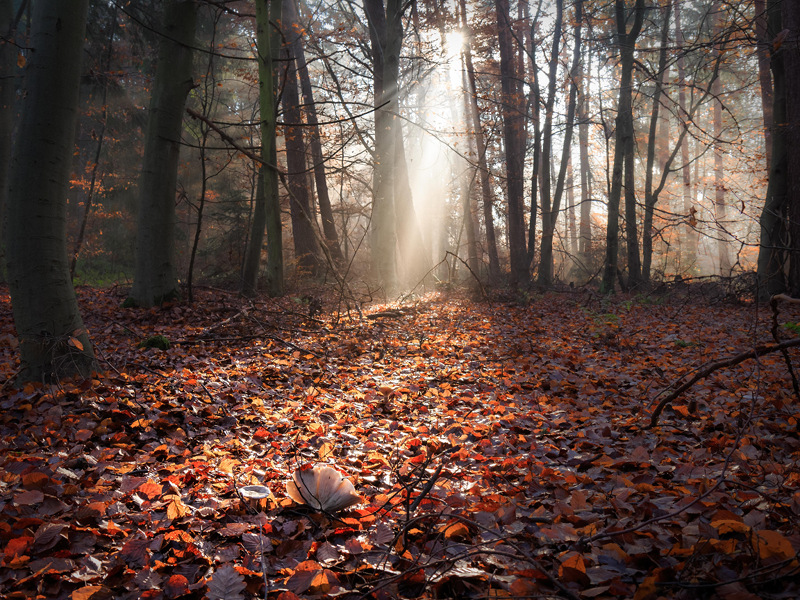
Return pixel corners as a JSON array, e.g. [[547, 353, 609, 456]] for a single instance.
[[755, 0, 773, 169], [242, 0, 283, 297], [783, 0, 800, 294], [711, 5, 731, 275], [539, 0, 581, 286], [6, 0, 95, 381], [496, 0, 528, 285], [282, 0, 320, 276], [288, 0, 344, 264], [0, 0, 15, 279], [642, 1, 671, 281], [757, 0, 788, 297], [460, 0, 500, 281], [674, 1, 696, 272], [364, 0, 401, 292], [601, 0, 644, 293], [129, 0, 197, 307], [578, 56, 592, 261]]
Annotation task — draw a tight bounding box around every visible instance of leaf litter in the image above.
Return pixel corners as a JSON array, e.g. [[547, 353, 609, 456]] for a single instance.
[[0, 287, 799, 599]]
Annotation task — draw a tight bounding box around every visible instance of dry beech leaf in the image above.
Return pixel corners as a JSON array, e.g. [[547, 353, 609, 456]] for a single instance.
[[207, 564, 246, 600], [286, 465, 361, 512]]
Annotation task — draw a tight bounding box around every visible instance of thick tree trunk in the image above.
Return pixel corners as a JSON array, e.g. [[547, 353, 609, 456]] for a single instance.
[[242, 0, 283, 297], [364, 0, 400, 292], [6, 0, 95, 381], [129, 0, 197, 307], [0, 0, 15, 279], [601, 0, 644, 294], [757, 0, 788, 297], [496, 0, 527, 285], [783, 0, 800, 294], [282, 0, 319, 276], [755, 0, 773, 169]]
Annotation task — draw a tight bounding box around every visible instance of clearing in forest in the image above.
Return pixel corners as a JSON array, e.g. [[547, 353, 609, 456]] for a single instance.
[[0, 287, 799, 600]]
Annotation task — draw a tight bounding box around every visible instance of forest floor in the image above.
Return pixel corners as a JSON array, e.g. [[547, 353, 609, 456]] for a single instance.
[[0, 284, 799, 600]]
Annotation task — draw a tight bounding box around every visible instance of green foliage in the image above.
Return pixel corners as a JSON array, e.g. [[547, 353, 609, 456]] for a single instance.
[[784, 322, 800, 336], [138, 334, 171, 350]]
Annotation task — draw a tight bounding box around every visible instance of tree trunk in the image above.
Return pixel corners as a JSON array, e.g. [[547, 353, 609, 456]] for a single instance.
[[578, 57, 592, 261], [496, 0, 527, 285], [364, 0, 400, 292], [539, 0, 581, 287], [674, 1, 696, 272], [624, 123, 641, 286], [601, 0, 644, 294], [783, 0, 800, 294], [642, 1, 671, 281], [755, 0, 773, 169], [128, 0, 197, 307], [6, 0, 95, 381], [288, 0, 344, 264], [711, 5, 731, 275], [0, 0, 16, 279], [461, 0, 500, 281], [242, 0, 283, 297], [757, 0, 788, 297], [282, 0, 320, 276]]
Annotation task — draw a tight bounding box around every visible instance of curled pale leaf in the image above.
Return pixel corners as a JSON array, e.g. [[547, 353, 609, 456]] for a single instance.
[[286, 465, 361, 512]]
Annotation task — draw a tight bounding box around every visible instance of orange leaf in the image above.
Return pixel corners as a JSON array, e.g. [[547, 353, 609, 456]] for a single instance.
[[318, 441, 334, 460], [165, 495, 189, 520], [71, 586, 106, 600], [137, 480, 162, 500], [558, 552, 589, 586], [441, 521, 471, 540], [754, 530, 795, 560]]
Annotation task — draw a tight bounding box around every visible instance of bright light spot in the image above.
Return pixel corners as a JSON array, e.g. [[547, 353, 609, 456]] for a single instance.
[[445, 30, 465, 58]]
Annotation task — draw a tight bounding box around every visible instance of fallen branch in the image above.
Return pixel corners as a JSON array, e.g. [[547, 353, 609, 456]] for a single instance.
[[647, 336, 800, 428]]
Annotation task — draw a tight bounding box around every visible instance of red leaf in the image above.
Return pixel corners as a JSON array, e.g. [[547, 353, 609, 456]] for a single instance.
[[164, 574, 188, 598]]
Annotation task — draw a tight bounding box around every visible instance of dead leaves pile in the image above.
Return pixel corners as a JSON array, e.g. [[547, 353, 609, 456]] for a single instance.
[[0, 287, 799, 599]]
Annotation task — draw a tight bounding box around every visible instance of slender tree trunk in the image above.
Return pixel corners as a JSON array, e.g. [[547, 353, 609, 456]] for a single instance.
[[461, 0, 500, 280], [578, 56, 592, 261], [624, 124, 641, 286], [282, 0, 319, 276], [288, 0, 344, 263], [567, 157, 577, 256], [674, 1, 696, 271], [601, 0, 644, 293], [642, 1, 672, 281], [758, 0, 788, 297], [242, 0, 283, 297], [6, 0, 95, 381], [129, 0, 197, 307], [496, 0, 527, 285], [539, 0, 581, 286], [711, 5, 730, 275]]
